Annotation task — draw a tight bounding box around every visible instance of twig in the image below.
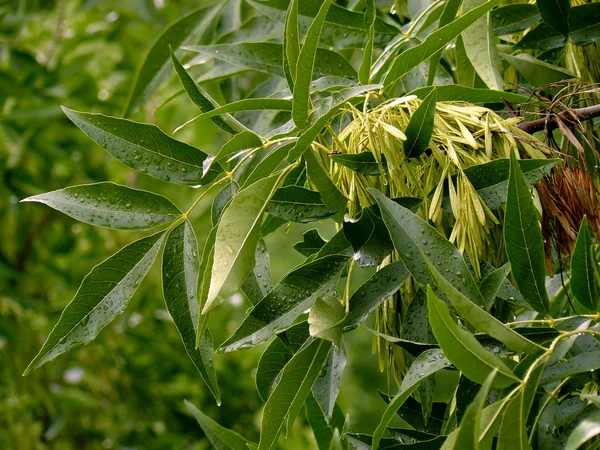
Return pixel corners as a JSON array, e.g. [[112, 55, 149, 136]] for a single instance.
[[517, 104, 600, 134]]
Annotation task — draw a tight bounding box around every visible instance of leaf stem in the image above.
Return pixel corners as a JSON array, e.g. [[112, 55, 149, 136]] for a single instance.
[[183, 176, 229, 218]]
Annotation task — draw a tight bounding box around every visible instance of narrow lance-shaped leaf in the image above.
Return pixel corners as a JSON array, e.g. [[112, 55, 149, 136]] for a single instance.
[[62, 108, 222, 186], [305, 150, 347, 220], [163, 222, 220, 404], [570, 216, 600, 311], [403, 89, 437, 159], [541, 351, 600, 385], [283, 0, 300, 90], [427, 287, 520, 389], [308, 296, 345, 347], [24, 231, 166, 375], [175, 98, 294, 134], [170, 49, 242, 135], [491, 4, 541, 36], [183, 43, 357, 79], [427, 0, 462, 86], [242, 238, 273, 306], [461, 0, 504, 91], [185, 400, 253, 450], [565, 414, 600, 450], [22, 182, 181, 231], [342, 262, 409, 331], [452, 369, 497, 450], [294, 229, 327, 257], [383, 0, 502, 88], [358, 0, 375, 85], [258, 339, 333, 450], [368, 188, 486, 307], [266, 186, 335, 223], [312, 343, 347, 422], [214, 131, 263, 167], [205, 172, 282, 313], [410, 85, 529, 105], [219, 254, 348, 352], [423, 257, 546, 356], [500, 53, 574, 87], [371, 348, 453, 449], [293, 0, 332, 128], [504, 150, 550, 315], [125, 4, 223, 116]]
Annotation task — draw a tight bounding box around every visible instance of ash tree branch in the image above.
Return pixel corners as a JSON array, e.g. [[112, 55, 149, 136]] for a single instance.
[[517, 104, 600, 134]]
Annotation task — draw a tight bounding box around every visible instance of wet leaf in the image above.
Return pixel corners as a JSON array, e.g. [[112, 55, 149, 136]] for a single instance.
[[565, 414, 600, 450], [404, 89, 437, 159], [163, 222, 220, 404], [500, 53, 574, 87], [312, 343, 347, 422], [305, 150, 347, 219], [185, 400, 253, 449], [343, 208, 394, 267], [491, 4, 540, 36], [258, 338, 332, 450], [427, 287, 520, 389], [266, 186, 335, 223], [24, 232, 165, 375], [504, 150, 550, 315], [330, 152, 385, 176], [537, 0, 570, 36], [205, 172, 281, 312], [294, 229, 327, 257], [219, 255, 348, 352], [570, 216, 600, 311], [62, 108, 221, 186], [242, 238, 273, 306], [23, 182, 181, 231], [541, 351, 600, 385], [342, 262, 409, 332]]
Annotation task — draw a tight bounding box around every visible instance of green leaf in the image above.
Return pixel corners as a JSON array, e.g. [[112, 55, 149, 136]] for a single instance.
[[358, 0, 375, 85], [283, 0, 300, 90], [196, 226, 218, 346], [330, 152, 384, 176], [571, 217, 600, 311], [62, 108, 221, 186], [185, 400, 253, 450], [342, 262, 409, 332], [294, 229, 327, 257], [343, 207, 394, 267], [427, 0, 462, 86], [424, 258, 546, 355], [312, 345, 346, 422], [368, 188, 486, 307], [255, 322, 309, 401], [478, 262, 511, 307], [308, 296, 344, 347], [514, 22, 567, 51], [23, 232, 165, 375], [163, 222, 220, 404], [219, 255, 348, 352], [491, 4, 540, 36], [125, 5, 223, 116], [214, 131, 263, 166], [242, 141, 296, 188], [537, 0, 570, 36], [504, 150, 550, 315], [461, 0, 504, 91], [292, 0, 332, 128], [427, 287, 520, 389], [305, 150, 347, 219], [306, 395, 344, 450], [242, 238, 273, 306], [569, 3, 600, 46], [258, 339, 332, 450], [500, 53, 574, 87], [452, 369, 497, 450], [266, 186, 335, 223], [170, 49, 241, 135], [410, 85, 529, 104], [372, 348, 453, 449], [287, 84, 382, 162], [403, 89, 437, 159], [184, 43, 356, 79], [205, 172, 282, 312], [22, 182, 180, 231], [383, 0, 502, 88], [446, 158, 561, 211], [217, 16, 282, 45], [497, 356, 548, 450], [176, 98, 294, 133], [247, 0, 397, 50], [541, 351, 600, 385], [565, 413, 600, 450]]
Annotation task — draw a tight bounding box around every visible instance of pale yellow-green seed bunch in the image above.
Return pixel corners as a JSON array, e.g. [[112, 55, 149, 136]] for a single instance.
[[319, 95, 550, 276]]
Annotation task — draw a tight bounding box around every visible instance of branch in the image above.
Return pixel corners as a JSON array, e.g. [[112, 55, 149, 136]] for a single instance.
[[517, 104, 600, 134]]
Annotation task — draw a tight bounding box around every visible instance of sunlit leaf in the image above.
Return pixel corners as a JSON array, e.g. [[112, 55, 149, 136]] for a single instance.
[[309, 296, 344, 347]]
